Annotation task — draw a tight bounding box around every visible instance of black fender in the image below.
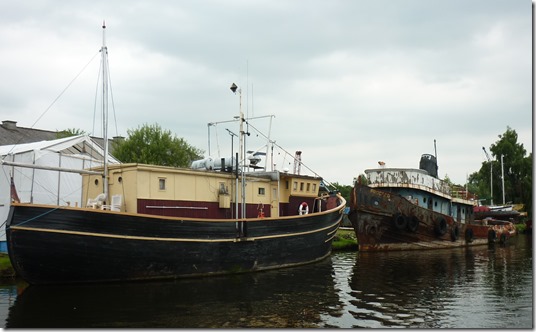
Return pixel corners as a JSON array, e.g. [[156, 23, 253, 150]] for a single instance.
[[393, 213, 407, 230], [407, 216, 419, 233], [435, 217, 447, 236], [465, 228, 474, 243], [450, 224, 460, 241]]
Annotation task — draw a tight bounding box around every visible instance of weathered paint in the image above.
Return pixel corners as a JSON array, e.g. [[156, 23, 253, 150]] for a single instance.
[[349, 177, 515, 252], [366, 168, 453, 199]]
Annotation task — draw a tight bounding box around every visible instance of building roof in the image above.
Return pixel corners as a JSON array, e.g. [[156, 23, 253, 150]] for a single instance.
[[0, 120, 58, 146], [0, 120, 120, 154]]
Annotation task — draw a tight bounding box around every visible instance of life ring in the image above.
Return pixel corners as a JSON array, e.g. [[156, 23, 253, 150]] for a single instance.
[[393, 213, 407, 230], [465, 228, 474, 243], [450, 224, 460, 241], [257, 203, 265, 218], [435, 217, 447, 236], [407, 216, 419, 233], [298, 202, 309, 215], [488, 229, 497, 243]]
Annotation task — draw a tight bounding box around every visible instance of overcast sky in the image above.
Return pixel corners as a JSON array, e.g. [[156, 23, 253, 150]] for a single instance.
[[0, 0, 532, 186]]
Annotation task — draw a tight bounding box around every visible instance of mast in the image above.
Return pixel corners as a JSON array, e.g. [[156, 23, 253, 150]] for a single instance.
[[101, 21, 109, 201], [238, 87, 246, 220], [482, 147, 493, 205], [501, 154, 505, 205], [230, 83, 245, 219]]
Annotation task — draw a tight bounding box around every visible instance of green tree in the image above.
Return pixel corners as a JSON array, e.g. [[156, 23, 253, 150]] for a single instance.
[[468, 126, 532, 217], [112, 123, 204, 167], [330, 182, 352, 204], [330, 174, 367, 204], [56, 128, 87, 138]]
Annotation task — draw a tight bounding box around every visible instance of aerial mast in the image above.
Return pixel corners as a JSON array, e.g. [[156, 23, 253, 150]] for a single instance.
[[101, 21, 109, 202], [482, 147, 493, 205]]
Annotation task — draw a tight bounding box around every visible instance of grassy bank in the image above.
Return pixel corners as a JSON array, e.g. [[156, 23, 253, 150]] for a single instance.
[[332, 228, 358, 251], [0, 254, 15, 279]]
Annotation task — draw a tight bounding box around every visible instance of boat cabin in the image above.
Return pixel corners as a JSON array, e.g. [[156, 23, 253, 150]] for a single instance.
[[364, 157, 476, 224], [82, 163, 327, 219]]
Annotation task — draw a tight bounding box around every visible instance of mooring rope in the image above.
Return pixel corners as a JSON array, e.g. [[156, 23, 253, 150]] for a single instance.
[[13, 207, 61, 227]]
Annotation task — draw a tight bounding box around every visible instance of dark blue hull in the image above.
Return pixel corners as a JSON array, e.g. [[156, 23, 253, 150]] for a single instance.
[[7, 198, 344, 284]]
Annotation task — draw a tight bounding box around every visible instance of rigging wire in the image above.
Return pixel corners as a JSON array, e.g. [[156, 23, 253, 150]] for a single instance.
[[92, 56, 102, 136], [106, 55, 120, 139], [245, 120, 335, 188], [214, 124, 221, 158], [1, 51, 100, 160], [30, 50, 101, 131], [91, 51, 119, 140]]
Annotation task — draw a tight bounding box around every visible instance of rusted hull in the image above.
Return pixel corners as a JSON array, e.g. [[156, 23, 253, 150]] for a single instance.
[[348, 184, 514, 251], [467, 219, 517, 245]]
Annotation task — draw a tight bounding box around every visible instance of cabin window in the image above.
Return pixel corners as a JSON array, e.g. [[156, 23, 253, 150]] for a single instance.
[[306, 183, 311, 192], [300, 182, 304, 191], [258, 187, 265, 195], [285, 181, 289, 189], [159, 178, 166, 190], [312, 184, 317, 192], [293, 181, 298, 191], [219, 183, 228, 194]]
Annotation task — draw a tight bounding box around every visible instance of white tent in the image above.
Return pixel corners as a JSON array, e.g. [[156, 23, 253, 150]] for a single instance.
[[0, 135, 119, 252]]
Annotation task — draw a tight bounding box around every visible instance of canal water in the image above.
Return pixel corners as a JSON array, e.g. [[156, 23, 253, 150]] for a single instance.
[[0, 234, 532, 328]]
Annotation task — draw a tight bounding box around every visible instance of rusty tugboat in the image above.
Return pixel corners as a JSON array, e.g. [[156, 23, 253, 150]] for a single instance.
[[348, 152, 516, 251]]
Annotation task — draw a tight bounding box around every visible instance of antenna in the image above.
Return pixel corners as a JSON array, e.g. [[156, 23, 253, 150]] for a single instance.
[[482, 147, 493, 205], [101, 20, 109, 202]]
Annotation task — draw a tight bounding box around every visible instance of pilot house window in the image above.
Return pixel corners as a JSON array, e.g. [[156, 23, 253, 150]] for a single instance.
[[159, 178, 166, 190]]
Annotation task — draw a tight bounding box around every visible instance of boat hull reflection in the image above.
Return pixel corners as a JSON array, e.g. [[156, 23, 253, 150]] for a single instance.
[[6, 256, 338, 328]]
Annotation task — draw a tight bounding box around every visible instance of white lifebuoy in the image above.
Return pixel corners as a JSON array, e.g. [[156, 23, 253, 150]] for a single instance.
[[298, 202, 309, 215]]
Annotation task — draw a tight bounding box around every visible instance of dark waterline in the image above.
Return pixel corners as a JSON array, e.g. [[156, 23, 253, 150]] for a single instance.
[[1, 234, 533, 328]]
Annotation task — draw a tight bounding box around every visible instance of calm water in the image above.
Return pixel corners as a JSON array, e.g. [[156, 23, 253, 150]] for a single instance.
[[0, 234, 532, 328]]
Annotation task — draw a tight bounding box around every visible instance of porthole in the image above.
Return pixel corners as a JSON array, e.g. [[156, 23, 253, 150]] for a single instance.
[[94, 179, 99, 186]]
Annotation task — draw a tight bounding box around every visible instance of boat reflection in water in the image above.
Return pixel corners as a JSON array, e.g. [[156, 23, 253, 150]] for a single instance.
[[5, 236, 532, 328], [346, 237, 533, 328], [6, 256, 339, 328]]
